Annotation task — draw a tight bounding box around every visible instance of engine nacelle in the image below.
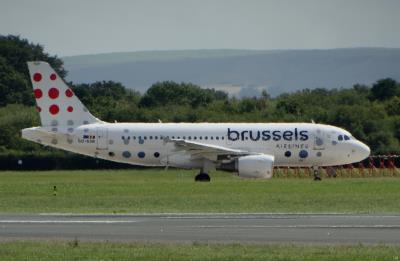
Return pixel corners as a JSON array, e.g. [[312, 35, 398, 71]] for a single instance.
[[218, 154, 275, 178], [237, 154, 275, 178]]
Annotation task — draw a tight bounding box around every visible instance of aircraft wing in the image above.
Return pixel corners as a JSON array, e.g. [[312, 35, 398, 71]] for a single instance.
[[165, 138, 254, 161]]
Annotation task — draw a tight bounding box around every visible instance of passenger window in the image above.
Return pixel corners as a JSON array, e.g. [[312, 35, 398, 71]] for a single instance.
[[338, 135, 343, 141], [344, 135, 350, 141]]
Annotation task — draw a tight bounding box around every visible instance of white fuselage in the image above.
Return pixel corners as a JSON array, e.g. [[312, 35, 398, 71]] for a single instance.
[[22, 122, 370, 169], [22, 61, 371, 178]]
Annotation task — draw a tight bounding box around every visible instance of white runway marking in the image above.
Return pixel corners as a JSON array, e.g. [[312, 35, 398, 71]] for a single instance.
[[37, 213, 400, 218], [0, 220, 137, 224], [194, 225, 400, 229]]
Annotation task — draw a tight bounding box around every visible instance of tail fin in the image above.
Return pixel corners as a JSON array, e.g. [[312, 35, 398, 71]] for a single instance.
[[27, 61, 101, 127]]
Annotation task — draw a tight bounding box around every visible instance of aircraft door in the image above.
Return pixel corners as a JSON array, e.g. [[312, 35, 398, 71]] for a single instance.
[[96, 127, 108, 150], [313, 129, 325, 150]]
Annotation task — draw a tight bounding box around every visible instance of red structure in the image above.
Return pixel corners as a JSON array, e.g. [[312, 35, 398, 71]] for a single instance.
[[358, 161, 365, 177]]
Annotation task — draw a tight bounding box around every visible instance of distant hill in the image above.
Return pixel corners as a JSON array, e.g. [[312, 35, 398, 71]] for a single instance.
[[62, 48, 400, 97]]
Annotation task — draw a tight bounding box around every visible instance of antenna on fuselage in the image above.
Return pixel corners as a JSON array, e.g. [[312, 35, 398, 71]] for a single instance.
[[311, 119, 316, 124]]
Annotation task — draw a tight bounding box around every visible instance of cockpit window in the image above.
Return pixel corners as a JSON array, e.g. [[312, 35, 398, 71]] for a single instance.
[[338, 135, 343, 141], [344, 135, 350, 141]]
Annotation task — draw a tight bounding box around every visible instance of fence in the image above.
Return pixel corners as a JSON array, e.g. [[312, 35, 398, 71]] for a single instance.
[[274, 155, 400, 178], [2, 154, 400, 178]]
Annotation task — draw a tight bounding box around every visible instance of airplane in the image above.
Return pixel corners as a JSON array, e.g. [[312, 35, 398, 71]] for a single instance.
[[22, 61, 370, 181]]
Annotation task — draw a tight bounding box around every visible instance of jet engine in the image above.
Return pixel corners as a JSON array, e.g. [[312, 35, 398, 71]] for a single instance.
[[218, 154, 275, 178]]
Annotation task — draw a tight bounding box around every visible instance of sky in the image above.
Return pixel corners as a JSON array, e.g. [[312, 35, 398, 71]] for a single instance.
[[1, 0, 399, 57]]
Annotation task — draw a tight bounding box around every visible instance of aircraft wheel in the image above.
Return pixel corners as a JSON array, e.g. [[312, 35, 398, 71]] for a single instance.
[[195, 172, 211, 182], [313, 176, 322, 181], [313, 169, 322, 181]]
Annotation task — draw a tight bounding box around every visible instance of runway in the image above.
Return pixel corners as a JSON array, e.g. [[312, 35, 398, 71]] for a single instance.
[[0, 214, 400, 244]]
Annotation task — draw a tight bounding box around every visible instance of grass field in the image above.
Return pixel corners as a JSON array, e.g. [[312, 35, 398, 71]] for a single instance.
[[0, 241, 399, 261], [0, 169, 399, 213]]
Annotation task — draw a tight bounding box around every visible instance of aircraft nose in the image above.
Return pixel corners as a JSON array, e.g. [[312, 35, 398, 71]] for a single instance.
[[356, 141, 370, 161]]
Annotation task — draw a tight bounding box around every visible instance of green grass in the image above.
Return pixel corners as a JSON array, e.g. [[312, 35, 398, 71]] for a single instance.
[[0, 241, 399, 261], [0, 169, 399, 213]]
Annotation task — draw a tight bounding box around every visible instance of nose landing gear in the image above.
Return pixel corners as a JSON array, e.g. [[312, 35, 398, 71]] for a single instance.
[[313, 166, 322, 181]]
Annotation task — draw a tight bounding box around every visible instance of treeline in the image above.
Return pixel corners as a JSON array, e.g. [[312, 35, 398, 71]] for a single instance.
[[1, 35, 400, 168]]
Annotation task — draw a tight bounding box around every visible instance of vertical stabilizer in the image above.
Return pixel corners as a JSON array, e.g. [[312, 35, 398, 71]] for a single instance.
[[27, 61, 101, 127]]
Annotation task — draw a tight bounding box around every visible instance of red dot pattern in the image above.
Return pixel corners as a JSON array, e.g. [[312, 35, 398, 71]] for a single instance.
[[33, 73, 42, 82], [31, 71, 74, 117], [33, 89, 43, 99], [65, 89, 73, 97], [49, 104, 59, 115], [48, 88, 59, 99]]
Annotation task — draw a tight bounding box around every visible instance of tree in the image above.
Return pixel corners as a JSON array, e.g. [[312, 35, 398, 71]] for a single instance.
[[0, 104, 40, 154], [0, 57, 31, 106], [72, 81, 140, 122], [0, 35, 67, 107], [370, 78, 399, 101], [0, 35, 66, 77], [276, 95, 304, 115], [385, 96, 400, 116], [139, 81, 228, 108]]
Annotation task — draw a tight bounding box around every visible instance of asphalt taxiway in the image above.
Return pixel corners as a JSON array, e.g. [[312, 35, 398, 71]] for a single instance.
[[0, 214, 399, 244]]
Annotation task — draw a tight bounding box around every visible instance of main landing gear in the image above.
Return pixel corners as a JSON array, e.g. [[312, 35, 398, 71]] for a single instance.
[[313, 166, 322, 181], [195, 160, 213, 182], [195, 172, 211, 182]]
